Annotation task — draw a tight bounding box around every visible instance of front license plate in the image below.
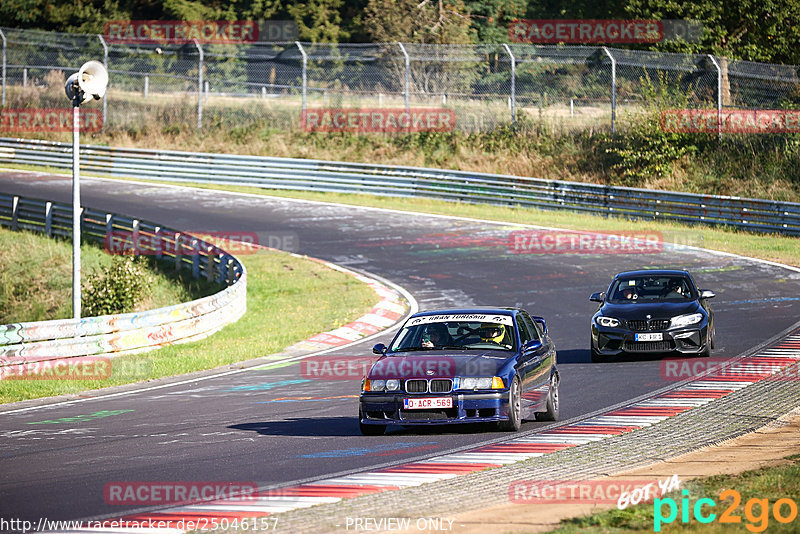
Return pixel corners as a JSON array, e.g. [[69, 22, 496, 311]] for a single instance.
[[636, 333, 663, 341], [404, 397, 452, 409]]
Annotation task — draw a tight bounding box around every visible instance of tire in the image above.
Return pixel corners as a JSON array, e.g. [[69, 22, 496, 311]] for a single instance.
[[535, 374, 560, 422], [359, 408, 386, 436], [498, 376, 522, 431]]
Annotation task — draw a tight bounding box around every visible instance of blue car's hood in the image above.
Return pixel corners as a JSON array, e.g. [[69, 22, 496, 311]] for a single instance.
[[368, 350, 513, 379]]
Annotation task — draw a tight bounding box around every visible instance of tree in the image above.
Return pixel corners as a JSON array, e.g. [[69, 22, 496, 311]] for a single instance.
[[363, 0, 475, 44]]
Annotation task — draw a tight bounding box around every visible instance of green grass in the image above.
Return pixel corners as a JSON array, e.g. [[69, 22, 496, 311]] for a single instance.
[[550, 455, 800, 533], [0, 228, 215, 324], [0, 245, 378, 404]]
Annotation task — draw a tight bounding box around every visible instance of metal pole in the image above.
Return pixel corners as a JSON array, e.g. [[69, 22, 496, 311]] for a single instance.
[[72, 93, 81, 319], [98, 35, 108, 127], [398, 42, 410, 112], [707, 54, 722, 140], [602, 47, 616, 134], [502, 44, 516, 123], [0, 29, 6, 107], [295, 41, 307, 114], [194, 39, 203, 129]]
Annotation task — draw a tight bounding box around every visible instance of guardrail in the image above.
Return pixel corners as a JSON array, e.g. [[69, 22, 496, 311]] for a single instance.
[[1, 137, 799, 236], [0, 192, 247, 372]]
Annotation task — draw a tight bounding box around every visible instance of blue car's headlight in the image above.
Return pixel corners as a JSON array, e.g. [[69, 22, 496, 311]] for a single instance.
[[385, 379, 401, 391], [458, 377, 504, 390], [670, 313, 703, 328], [370, 379, 386, 391], [596, 316, 620, 328]]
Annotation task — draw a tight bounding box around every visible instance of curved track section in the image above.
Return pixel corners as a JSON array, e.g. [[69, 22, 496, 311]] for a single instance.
[[1, 171, 799, 527]]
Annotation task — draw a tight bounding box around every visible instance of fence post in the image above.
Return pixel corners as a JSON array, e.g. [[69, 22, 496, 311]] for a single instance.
[[45, 201, 53, 237], [98, 34, 108, 127], [398, 42, 410, 112], [193, 39, 203, 129], [707, 54, 722, 140], [11, 196, 18, 231], [144, 75, 149, 98], [502, 44, 516, 123], [295, 41, 307, 115], [0, 29, 6, 107], [602, 47, 616, 134]]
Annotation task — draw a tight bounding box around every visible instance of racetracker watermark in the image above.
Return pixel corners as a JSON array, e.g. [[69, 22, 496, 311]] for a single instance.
[[104, 481, 258, 505], [0, 108, 102, 133], [510, 19, 663, 43], [508, 230, 663, 254], [301, 108, 456, 133], [104, 231, 297, 255], [660, 358, 800, 382], [301, 356, 376, 380], [510, 475, 680, 507], [1, 357, 112, 380], [660, 109, 800, 134], [104, 20, 258, 44]]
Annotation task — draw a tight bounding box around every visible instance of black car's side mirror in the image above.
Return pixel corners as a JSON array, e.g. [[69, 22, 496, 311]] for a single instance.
[[589, 292, 605, 303], [699, 289, 716, 299], [372, 343, 387, 355]]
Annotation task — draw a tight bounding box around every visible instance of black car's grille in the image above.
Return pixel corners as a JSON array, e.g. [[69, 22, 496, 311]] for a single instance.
[[400, 408, 458, 421], [624, 340, 673, 352], [429, 379, 453, 393], [404, 379, 453, 393], [628, 319, 670, 331], [405, 379, 427, 393]]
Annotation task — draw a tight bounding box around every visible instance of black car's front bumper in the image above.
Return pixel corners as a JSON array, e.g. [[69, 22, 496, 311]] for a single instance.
[[359, 391, 511, 426], [591, 323, 710, 357]]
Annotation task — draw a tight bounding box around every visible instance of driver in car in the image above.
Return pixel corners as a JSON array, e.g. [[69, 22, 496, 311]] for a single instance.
[[421, 323, 451, 348], [479, 323, 512, 348]]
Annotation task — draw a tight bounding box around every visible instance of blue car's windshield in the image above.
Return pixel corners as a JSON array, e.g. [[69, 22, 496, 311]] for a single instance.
[[608, 276, 695, 303], [390, 317, 516, 352]]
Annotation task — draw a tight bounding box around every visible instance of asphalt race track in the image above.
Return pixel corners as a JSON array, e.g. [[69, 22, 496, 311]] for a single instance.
[[2, 171, 800, 525]]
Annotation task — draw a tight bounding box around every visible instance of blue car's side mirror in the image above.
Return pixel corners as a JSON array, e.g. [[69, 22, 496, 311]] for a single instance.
[[372, 343, 387, 355], [589, 292, 605, 303]]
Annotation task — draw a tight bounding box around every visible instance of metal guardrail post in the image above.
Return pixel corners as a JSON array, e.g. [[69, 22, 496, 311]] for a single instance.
[[11, 195, 18, 231], [98, 35, 108, 127], [602, 47, 616, 134], [707, 54, 723, 140], [502, 44, 516, 123], [295, 41, 307, 114], [0, 29, 6, 107], [45, 201, 52, 236], [398, 42, 410, 112], [194, 39, 203, 130]]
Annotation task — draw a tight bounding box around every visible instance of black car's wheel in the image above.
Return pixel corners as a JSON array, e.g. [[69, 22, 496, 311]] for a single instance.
[[536, 374, 559, 421], [498, 376, 522, 431], [359, 408, 386, 435]]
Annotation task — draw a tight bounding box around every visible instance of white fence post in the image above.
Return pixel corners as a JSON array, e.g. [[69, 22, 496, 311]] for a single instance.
[[194, 39, 203, 130], [707, 54, 723, 140], [98, 34, 108, 127], [602, 47, 616, 134], [398, 42, 410, 112], [295, 41, 307, 115], [502, 44, 516, 123], [45, 202, 53, 237], [0, 29, 6, 107]]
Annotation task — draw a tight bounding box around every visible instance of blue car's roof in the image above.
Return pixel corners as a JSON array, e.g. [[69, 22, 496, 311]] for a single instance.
[[410, 307, 518, 318], [613, 269, 690, 279]]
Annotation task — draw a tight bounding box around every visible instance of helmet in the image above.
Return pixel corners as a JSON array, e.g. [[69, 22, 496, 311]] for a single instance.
[[479, 323, 505, 343]]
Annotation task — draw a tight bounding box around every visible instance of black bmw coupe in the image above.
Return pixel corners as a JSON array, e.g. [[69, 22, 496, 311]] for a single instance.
[[590, 270, 715, 362]]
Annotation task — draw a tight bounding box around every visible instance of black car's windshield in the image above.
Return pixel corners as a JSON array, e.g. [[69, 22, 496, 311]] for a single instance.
[[390, 316, 516, 352], [608, 275, 695, 303]]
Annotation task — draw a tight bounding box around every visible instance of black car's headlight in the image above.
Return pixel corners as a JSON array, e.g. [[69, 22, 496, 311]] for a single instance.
[[670, 313, 703, 328], [596, 316, 620, 328]]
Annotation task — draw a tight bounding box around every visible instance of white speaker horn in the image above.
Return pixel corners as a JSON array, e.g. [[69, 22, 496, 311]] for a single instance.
[[78, 60, 108, 100]]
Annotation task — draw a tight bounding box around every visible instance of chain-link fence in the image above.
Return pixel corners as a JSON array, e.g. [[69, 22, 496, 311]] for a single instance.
[[1, 26, 799, 134]]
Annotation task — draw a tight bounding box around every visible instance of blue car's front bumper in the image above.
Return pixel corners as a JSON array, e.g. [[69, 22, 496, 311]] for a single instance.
[[359, 391, 511, 426]]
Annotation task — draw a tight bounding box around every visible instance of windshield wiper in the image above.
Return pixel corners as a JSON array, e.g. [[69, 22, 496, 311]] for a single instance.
[[430, 345, 466, 350], [392, 347, 429, 352]]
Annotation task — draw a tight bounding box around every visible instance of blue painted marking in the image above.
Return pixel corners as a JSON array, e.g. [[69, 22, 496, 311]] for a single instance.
[[299, 442, 437, 458], [225, 379, 311, 391]]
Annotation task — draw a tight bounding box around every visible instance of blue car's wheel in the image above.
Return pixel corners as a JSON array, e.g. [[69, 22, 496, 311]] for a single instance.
[[536, 374, 559, 421], [498, 376, 522, 431]]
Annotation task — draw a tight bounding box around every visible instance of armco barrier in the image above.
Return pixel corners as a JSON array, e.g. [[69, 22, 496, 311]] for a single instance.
[[1, 137, 799, 236], [0, 193, 246, 372]]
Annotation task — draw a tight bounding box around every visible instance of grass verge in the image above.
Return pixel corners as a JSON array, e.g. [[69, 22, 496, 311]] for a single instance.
[[551, 454, 800, 533], [0, 246, 378, 404], [0, 228, 217, 324]]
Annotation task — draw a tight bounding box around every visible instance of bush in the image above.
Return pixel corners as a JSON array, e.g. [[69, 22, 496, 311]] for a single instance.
[[82, 255, 149, 317]]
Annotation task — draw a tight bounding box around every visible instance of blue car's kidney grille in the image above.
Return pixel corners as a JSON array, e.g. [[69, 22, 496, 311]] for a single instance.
[[429, 379, 452, 393], [405, 379, 427, 393], [628, 319, 670, 331]]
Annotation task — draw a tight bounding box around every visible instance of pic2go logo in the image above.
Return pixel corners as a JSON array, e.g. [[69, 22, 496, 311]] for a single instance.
[[654, 489, 799, 532]]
